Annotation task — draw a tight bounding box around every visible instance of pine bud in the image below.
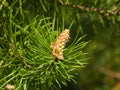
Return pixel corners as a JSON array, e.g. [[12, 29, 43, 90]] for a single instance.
[[51, 29, 70, 60], [5, 84, 14, 90]]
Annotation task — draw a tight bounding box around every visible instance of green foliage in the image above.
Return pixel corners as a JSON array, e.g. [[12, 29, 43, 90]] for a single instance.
[[0, 16, 88, 90], [0, 0, 120, 90], [0, 0, 88, 89]]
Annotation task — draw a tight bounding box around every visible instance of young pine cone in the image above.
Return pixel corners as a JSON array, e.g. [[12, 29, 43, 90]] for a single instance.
[[5, 84, 14, 90], [51, 29, 70, 60]]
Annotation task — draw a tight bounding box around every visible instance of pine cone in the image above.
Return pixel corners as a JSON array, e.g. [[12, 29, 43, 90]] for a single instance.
[[51, 29, 70, 60]]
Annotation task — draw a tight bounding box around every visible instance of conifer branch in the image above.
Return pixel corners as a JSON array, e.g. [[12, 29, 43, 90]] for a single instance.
[[56, 0, 120, 16]]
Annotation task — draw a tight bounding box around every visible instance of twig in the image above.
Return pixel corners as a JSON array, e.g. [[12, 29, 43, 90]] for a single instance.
[[99, 67, 120, 80], [56, 1, 120, 16]]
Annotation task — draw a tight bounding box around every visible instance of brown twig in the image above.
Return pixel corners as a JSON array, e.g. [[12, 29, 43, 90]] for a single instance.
[[99, 67, 120, 80], [56, 1, 120, 16]]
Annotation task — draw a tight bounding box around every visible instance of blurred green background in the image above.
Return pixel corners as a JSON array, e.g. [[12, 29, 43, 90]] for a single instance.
[[0, 0, 120, 90]]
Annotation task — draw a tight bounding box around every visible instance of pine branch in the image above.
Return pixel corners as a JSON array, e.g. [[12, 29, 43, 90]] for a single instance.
[[56, 0, 120, 16], [99, 67, 120, 80], [0, 15, 88, 90]]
